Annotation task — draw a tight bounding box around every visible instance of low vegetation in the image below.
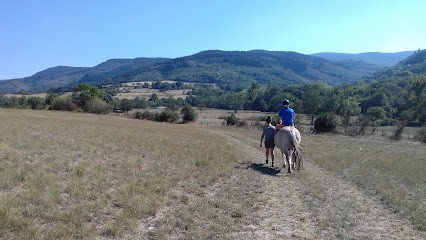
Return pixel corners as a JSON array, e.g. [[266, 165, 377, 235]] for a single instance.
[[302, 134, 426, 231], [0, 109, 235, 239]]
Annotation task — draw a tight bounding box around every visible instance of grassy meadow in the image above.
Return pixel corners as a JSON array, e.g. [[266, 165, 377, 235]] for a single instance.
[[215, 124, 426, 234], [0, 108, 236, 239], [302, 134, 426, 231], [1, 108, 425, 239]]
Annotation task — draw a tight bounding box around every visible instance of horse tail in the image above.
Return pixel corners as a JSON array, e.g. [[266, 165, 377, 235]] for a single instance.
[[290, 130, 304, 171]]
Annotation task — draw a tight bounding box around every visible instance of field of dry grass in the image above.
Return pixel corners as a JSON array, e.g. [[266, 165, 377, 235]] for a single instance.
[[1, 108, 425, 239], [0, 108, 236, 239]]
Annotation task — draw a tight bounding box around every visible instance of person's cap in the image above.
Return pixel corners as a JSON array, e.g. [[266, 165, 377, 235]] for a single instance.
[[282, 99, 290, 105]]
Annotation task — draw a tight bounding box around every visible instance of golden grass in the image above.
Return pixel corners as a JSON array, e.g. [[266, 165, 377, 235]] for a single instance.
[[302, 134, 426, 231], [0, 108, 236, 239]]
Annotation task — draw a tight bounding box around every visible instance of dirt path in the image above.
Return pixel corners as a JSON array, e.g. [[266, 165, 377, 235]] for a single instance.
[[133, 129, 423, 239]]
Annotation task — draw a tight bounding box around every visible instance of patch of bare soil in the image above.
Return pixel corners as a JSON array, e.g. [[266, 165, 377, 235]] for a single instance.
[[130, 129, 423, 239]]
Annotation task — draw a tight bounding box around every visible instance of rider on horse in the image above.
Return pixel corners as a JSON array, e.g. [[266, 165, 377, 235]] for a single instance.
[[276, 99, 295, 130]]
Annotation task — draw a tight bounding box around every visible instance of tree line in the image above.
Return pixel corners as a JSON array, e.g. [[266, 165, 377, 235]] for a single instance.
[[1, 74, 424, 128]]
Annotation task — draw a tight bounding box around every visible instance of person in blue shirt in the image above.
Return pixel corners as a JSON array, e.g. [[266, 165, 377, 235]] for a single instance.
[[260, 116, 276, 166], [277, 99, 295, 130]]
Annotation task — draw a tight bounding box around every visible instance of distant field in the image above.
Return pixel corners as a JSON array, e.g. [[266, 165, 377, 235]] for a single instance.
[[0, 108, 236, 239], [115, 88, 188, 100], [4, 93, 48, 98]]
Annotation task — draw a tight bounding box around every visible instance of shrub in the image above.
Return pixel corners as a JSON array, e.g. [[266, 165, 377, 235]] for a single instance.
[[391, 121, 406, 140], [237, 119, 248, 127], [415, 127, 426, 143], [134, 111, 144, 119], [133, 111, 156, 121], [155, 109, 179, 123], [26, 96, 45, 110], [83, 99, 112, 114], [225, 113, 239, 126], [51, 97, 77, 111], [314, 113, 338, 133], [181, 105, 198, 123]]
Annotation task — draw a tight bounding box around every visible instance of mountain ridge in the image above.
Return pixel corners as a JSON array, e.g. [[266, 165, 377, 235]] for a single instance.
[[0, 50, 417, 94]]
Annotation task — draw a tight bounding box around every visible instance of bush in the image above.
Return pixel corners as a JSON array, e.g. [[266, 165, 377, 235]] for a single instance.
[[83, 99, 112, 114], [391, 121, 406, 140], [51, 97, 77, 111], [134, 111, 144, 119], [415, 127, 426, 143], [155, 109, 179, 123], [133, 110, 157, 121], [26, 96, 45, 110], [181, 105, 198, 123], [314, 113, 338, 133], [225, 113, 239, 126]]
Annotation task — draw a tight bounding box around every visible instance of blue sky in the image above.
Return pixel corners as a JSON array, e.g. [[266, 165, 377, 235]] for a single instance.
[[1, 0, 425, 80]]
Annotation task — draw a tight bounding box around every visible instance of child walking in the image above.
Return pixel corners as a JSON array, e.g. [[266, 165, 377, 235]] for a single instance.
[[260, 116, 276, 167]]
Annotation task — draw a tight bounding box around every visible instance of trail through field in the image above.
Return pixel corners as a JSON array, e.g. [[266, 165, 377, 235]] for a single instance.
[[133, 129, 423, 240]]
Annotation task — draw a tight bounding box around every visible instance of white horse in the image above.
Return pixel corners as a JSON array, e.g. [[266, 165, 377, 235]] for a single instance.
[[274, 126, 304, 173]]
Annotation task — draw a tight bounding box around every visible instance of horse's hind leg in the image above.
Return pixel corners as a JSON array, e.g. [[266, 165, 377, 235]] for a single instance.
[[284, 150, 291, 173]]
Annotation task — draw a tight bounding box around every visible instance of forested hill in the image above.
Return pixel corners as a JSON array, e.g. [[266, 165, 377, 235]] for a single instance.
[[0, 50, 415, 94], [114, 50, 379, 89], [364, 49, 425, 82], [311, 51, 414, 68], [0, 58, 170, 93]]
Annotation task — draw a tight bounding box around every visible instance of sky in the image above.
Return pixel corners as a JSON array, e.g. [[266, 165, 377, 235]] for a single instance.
[[1, 0, 425, 80]]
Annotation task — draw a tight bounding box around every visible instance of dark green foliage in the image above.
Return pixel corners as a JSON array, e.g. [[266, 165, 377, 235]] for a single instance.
[[45, 93, 59, 106], [84, 99, 113, 114], [314, 114, 338, 133], [133, 110, 179, 123], [120, 50, 375, 90], [51, 97, 77, 111], [155, 109, 179, 123], [366, 106, 386, 122], [119, 98, 134, 113], [26, 96, 45, 110], [72, 83, 104, 109], [225, 113, 239, 126], [134, 97, 148, 109], [134, 111, 156, 121], [150, 80, 191, 91], [181, 105, 198, 123]]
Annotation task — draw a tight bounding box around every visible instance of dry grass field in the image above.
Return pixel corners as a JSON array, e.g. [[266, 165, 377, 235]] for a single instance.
[[0, 108, 235, 239], [0, 108, 425, 239]]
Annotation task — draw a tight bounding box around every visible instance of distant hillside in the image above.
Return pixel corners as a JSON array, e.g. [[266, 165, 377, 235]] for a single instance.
[[1, 50, 409, 94], [365, 49, 425, 81], [311, 51, 415, 69], [114, 50, 379, 89], [0, 58, 170, 93]]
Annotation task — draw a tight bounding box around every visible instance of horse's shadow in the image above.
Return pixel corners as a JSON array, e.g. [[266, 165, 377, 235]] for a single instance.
[[248, 163, 281, 176]]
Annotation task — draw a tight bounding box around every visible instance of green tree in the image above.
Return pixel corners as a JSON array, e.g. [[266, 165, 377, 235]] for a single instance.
[[302, 83, 325, 124], [72, 83, 104, 110], [45, 93, 59, 106], [366, 106, 386, 122], [181, 104, 198, 122], [26, 96, 45, 110], [120, 98, 134, 113]]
